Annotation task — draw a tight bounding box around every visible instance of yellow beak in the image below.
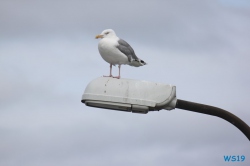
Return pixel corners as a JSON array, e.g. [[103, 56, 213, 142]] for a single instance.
[[95, 34, 103, 39]]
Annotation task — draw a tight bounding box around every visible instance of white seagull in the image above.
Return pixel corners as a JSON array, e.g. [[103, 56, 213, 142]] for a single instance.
[[95, 29, 146, 79]]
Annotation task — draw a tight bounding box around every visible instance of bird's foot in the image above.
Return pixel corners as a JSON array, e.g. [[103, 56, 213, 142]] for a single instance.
[[112, 76, 120, 79], [103, 75, 113, 77]]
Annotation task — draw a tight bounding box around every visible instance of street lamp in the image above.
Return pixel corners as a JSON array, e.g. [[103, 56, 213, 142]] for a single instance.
[[81, 77, 250, 141]]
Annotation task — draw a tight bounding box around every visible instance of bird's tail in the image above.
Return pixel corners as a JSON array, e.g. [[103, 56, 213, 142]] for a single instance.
[[129, 59, 147, 67]]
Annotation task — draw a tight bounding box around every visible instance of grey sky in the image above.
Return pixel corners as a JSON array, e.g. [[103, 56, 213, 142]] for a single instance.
[[0, 0, 250, 166]]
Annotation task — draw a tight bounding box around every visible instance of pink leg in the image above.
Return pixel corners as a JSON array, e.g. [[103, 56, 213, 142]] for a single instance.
[[103, 64, 113, 77], [113, 65, 121, 79]]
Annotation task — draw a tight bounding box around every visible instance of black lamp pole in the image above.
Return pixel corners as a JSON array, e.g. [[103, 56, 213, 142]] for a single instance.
[[175, 99, 250, 141]]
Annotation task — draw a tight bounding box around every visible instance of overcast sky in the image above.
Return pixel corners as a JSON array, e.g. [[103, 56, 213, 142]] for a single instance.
[[1, 0, 250, 165]]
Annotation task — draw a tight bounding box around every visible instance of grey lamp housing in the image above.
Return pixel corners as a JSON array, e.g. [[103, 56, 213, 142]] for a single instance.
[[81, 77, 177, 114], [81, 77, 250, 140]]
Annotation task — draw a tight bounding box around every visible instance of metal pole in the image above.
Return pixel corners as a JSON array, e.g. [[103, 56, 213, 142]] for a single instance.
[[175, 99, 250, 141]]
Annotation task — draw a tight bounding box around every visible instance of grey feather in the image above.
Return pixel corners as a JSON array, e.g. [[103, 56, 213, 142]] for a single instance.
[[116, 39, 147, 67], [116, 39, 139, 62]]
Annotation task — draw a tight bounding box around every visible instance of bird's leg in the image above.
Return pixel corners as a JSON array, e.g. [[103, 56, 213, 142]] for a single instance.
[[103, 64, 113, 77], [118, 65, 121, 79], [113, 65, 121, 79]]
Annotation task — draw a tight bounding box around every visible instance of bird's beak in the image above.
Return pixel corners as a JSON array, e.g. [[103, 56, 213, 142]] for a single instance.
[[95, 34, 103, 39]]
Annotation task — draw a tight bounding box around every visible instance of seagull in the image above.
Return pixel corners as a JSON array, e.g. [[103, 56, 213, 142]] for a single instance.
[[95, 29, 146, 79]]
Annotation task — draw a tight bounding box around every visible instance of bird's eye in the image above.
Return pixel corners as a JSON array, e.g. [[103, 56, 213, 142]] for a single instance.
[[105, 32, 109, 35]]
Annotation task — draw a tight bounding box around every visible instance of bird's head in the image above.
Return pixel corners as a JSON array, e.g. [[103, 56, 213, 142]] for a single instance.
[[95, 29, 117, 39]]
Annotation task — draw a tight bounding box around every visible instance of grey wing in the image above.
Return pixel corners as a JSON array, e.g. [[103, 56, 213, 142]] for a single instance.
[[116, 39, 139, 62]]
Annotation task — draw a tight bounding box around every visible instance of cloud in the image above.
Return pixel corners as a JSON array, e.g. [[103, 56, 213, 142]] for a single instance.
[[0, 0, 250, 166]]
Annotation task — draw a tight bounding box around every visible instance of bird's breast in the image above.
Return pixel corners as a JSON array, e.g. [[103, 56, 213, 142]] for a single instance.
[[98, 39, 128, 65]]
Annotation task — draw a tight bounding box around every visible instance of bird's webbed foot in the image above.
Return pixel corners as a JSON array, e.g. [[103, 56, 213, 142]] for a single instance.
[[112, 76, 120, 79], [103, 75, 113, 78]]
